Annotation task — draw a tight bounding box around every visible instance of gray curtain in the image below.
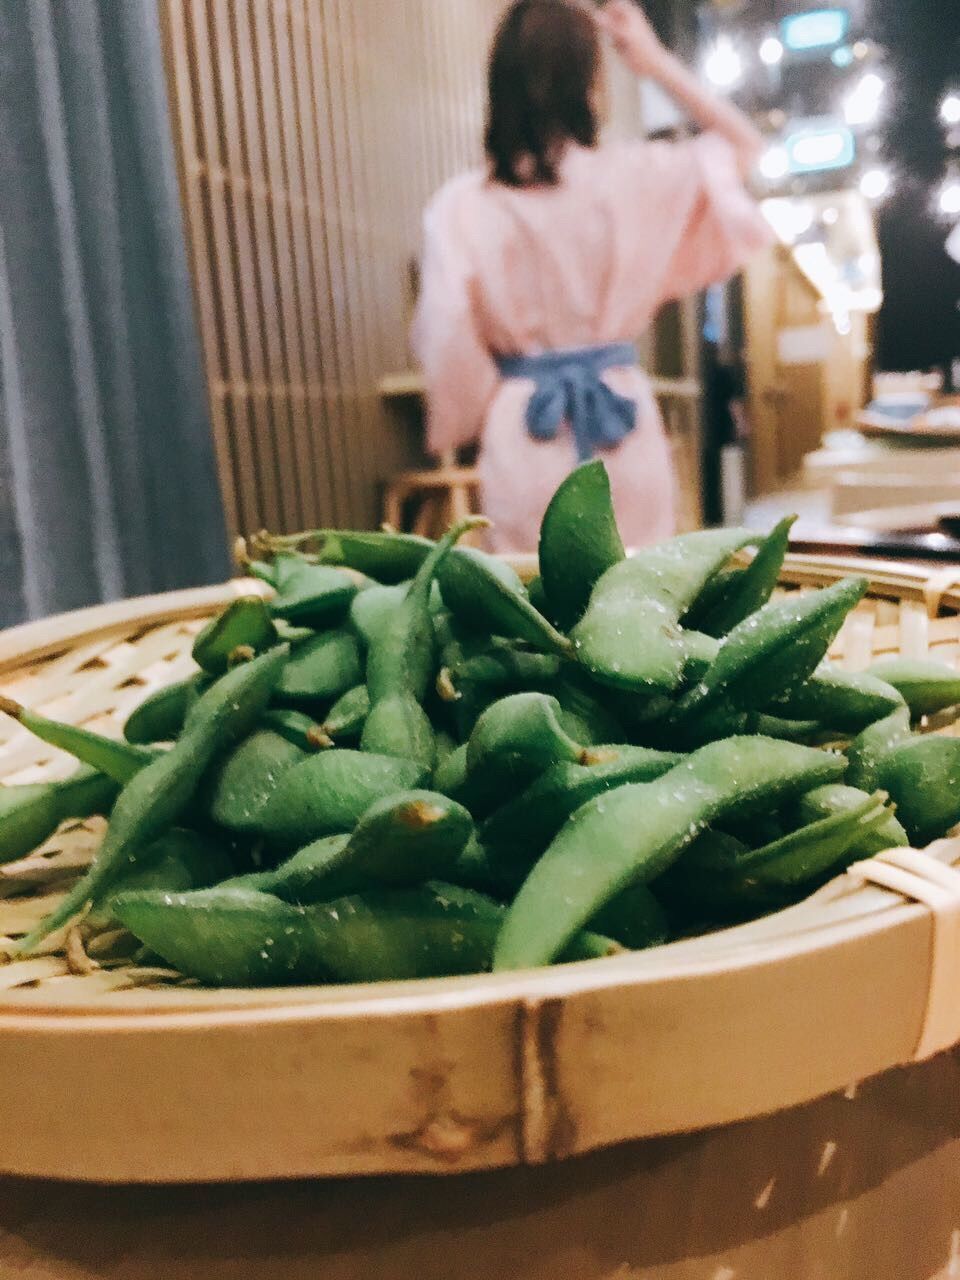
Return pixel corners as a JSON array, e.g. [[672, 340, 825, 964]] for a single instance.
[[0, 0, 230, 627]]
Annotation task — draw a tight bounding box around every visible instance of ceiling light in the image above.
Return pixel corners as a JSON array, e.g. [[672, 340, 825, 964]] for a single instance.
[[859, 167, 892, 200], [844, 73, 886, 127], [822, 206, 840, 225], [831, 46, 854, 68], [788, 127, 855, 173], [942, 95, 960, 127], [704, 38, 743, 90], [759, 36, 784, 67], [781, 9, 849, 53], [759, 145, 789, 181], [939, 178, 960, 218]]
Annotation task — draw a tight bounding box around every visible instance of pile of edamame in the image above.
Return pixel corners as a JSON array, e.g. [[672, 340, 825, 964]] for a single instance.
[[5, 460, 960, 986]]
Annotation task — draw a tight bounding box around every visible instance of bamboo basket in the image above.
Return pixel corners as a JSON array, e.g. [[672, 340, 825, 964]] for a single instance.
[[1, 556, 960, 1184]]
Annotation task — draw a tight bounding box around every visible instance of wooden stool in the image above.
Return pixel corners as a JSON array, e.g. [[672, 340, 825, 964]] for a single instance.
[[382, 452, 483, 542]]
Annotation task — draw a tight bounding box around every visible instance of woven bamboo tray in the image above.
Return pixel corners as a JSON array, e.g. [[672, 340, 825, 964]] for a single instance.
[[1, 556, 960, 1184]]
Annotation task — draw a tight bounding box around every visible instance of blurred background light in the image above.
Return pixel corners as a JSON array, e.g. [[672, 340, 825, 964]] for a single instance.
[[759, 36, 784, 67], [781, 9, 850, 53], [704, 36, 744, 89], [860, 167, 893, 200], [843, 73, 886, 127]]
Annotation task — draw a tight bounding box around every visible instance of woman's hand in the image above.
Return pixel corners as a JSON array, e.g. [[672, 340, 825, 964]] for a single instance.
[[595, 1, 668, 76]]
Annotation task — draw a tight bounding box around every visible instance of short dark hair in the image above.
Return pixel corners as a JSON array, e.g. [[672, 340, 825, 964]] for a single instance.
[[485, 0, 601, 188]]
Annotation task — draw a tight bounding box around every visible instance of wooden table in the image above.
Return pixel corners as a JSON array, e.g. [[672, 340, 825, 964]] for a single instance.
[[3, 1047, 960, 1279]]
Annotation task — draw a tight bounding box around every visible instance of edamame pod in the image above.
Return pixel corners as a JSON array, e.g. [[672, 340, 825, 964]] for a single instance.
[[478, 745, 683, 874], [260, 708, 332, 751], [362, 519, 484, 768], [0, 767, 118, 866], [875, 736, 960, 846], [206, 729, 306, 833], [494, 736, 846, 970], [867, 658, 960, 719], [16, 645, 290, 953], [571, 529, 753, 692], [89, 828, 236, 929], [274, 628, 362, 704], [588, 882, 669, 951], [257, 791, 474, 903], [669, 577, 869, 738], [436, 548, 571, 656], [269, 561, 360, 626], [551, 672, 627, 746], [0, 697, 162, 784], [538, 460, 625, 630], [455, 693, 608, 814], [768, 664, 904, 734], [123, 676, 201, 744], [847, 705, 911, 791], [445, 645, 562, 692], [695, 515, 795, 638], [308, 529, 434, 583], [113, 882, 621, 986], [254, 749, 428, 848], [191, 597, 277, 675], [320, 685, 370, 742], [661, 792, 897, 916], [349, 582, 410, 648], [792, 783, 909, 855], [113, 887, 316, 986]]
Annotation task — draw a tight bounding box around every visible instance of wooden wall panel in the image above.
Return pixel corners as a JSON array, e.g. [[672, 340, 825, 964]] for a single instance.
[[162, 0, 649, 537]]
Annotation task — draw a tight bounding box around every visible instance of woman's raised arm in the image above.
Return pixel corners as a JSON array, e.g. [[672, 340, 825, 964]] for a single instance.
[[595, 1, 764, 175]]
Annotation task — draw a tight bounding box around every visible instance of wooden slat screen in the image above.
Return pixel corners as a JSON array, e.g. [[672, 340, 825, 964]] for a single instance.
[[161, 0, 646, 537]]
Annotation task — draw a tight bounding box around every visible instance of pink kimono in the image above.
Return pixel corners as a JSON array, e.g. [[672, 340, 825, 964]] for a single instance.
[[411, 133, 770, 552]]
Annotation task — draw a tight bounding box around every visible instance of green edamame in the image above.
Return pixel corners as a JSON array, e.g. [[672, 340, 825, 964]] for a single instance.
[[436, 547, 571, 656], [0, 766, 118, 866], [123, 676, 201, 744], [847, 705, 911, 791], [269, 561, 360, 626], [88, 828, 235, 929], [0, 697, 162, 784], [274, 628, 362, 704], [478, 745, 683, 875], [16, 645, 289, 953], [260, 708, 332, 751], [571, 528, 753, 692], [538, 460, 625, 630], [320, 684, 370, 742], [113, 881, 622, 987], [661, 790, 897, 917], [494, 736, 845, 969], [361, 519, 483, 768], [205, 729, 306, 833], [768, 665, 904, 734], [250, 791, 473, 903], [668, 577, 868, 739], [694, 515, 795, 638], [874, 736, 960, 846], [588, 882, 669, 951], [867, 658, 960, 719], [792, 783, 909, 855], [306, 529, 434, 583], [253, 749, 428, 848], [192, 596, 277, 675]]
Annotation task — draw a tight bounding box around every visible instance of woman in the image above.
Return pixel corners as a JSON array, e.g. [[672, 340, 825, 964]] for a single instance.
[[412, 0, 770, 552]]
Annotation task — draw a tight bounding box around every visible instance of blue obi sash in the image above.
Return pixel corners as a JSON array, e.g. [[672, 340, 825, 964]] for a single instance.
[[495, 341, 638, 463]]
